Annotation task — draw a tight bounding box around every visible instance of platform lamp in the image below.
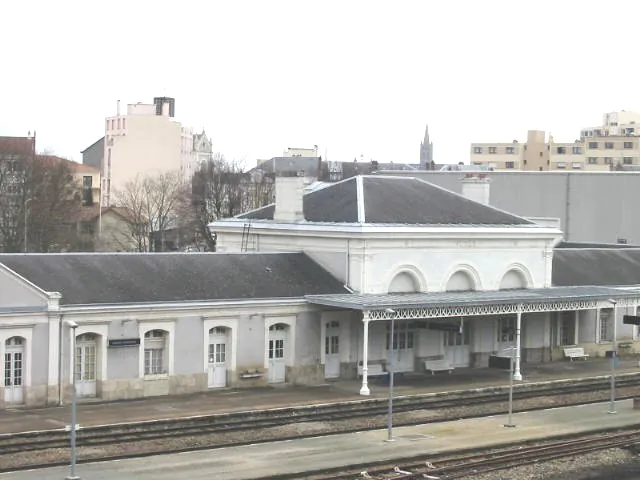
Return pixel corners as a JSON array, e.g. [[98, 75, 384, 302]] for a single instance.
[[385, 308, 396, 442], [607, 298, 618, 415], [65, 319, 81, 480]]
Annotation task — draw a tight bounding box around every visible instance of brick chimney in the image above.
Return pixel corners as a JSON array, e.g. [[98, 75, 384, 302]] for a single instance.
[[461, 173, 491, 205], [274, 170, 305, 222]]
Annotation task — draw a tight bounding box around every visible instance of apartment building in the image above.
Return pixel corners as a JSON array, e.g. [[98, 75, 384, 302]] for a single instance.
[[82, 97, 212, 206], [471, 111, 640, 172]]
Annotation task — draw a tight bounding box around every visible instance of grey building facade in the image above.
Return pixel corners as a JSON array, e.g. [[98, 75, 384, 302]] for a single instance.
[[377, 170, 640, 245]]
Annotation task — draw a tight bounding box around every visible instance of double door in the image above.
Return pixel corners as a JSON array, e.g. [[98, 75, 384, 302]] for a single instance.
[[4, 343, 24, 404]]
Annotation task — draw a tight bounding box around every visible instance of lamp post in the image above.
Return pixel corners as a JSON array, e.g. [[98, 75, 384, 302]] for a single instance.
[[385, 308, 396, 442], [66, 320, 80, 480], [504, 345, 516, 428], [607, 298, 617, 415], [23, 198, 32, 253]]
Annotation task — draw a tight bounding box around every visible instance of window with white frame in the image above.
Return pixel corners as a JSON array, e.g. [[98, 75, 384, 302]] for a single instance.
[[386, 321, 414, 350], [599, 309, 614, 342], [144, 329, 168, 375], [497, 317, 515, 343]]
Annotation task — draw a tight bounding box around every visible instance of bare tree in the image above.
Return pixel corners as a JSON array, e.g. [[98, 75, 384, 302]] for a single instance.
[[114, 171, 184, 252], [0, 154, 81, 252], [191, 154, 245, 251]]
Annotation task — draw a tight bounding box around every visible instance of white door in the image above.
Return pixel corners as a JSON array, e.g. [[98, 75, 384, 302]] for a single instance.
[[76, 336, 97, 397], [443, 323, 470, 368], [387, 321, 415, 373], [268, 324, 287, 383], [207, 328, 227, 388], [4, 337, 25, 404], [324, 321, 340, 379]]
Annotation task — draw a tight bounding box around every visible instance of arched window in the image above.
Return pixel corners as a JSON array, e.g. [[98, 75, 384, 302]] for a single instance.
[[446, 271, 476, 292]]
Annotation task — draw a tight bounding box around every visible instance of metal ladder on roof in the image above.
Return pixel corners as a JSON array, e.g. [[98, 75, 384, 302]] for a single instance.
[[241, 223, 251, 252]]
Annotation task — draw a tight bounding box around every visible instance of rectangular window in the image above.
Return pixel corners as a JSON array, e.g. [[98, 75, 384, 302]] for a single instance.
[[506, 146, 515, 154], [497, 317, 515, 343], [473, 147, 483, 154], [488, 147, 497, 154], [144, 349, 164, 375], [80, 222, 94, 234], [604, 157, 613, 165], [624, 156, 633, 165], [588, 157, 598, 164], [572, 146, 582, 154], [605, 142, 614, 149], [600, 309, 614, 342], [588, 142, 598, 149], [559, 311, 576, 346], [624, 141, 633, 149], [556, 146, 566, 154], [82, 175, 93, 206], [505, 161, 515, 169]]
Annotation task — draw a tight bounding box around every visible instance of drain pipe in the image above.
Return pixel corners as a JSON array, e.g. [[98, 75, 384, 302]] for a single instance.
[[58, 314, 64, 406]]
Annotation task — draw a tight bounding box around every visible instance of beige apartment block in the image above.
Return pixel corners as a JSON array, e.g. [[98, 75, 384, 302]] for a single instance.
[[471, 111, 640, 172], [470, 141, 522, 169], [584, 136, 640, 170]]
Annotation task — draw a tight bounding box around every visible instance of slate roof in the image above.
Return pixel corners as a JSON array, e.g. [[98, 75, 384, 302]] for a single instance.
[[238, 175, 534, 226], [553, 247, 640, 287], [0, 253, 347, 306]]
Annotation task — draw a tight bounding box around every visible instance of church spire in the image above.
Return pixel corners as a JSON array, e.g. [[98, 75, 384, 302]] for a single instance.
[[420, 124, 434, 169]]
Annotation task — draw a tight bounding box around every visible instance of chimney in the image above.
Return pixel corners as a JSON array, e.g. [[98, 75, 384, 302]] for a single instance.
[[461, 173, 491, 205], [274, 171, 305, 222]]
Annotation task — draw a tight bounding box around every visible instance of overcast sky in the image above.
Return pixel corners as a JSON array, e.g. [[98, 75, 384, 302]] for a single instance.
[[2, 0, 639, 167]]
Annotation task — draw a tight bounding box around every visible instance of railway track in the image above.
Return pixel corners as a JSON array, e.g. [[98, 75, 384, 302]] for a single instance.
[[0, 373, 639, 470], [292, 426, 640, 480]]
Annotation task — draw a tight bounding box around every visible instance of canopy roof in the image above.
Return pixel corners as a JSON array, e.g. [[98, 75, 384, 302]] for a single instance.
[[305, 286, 640, 320]]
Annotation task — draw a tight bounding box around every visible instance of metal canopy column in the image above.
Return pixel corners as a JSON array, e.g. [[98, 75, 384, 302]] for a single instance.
[[514, 306, 523, 381], [360, 312, 371, 396]]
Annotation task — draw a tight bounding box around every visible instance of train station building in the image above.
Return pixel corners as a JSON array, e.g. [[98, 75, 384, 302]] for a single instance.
[[1, 174, 640, 408]]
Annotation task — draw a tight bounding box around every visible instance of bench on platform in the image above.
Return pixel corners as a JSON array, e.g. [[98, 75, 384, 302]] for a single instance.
[[424, 359, 454, 375], [357, 363, 387, 377], [563, 347, 589, 361]]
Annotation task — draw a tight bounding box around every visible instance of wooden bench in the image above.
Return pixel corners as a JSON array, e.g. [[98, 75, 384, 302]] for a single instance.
[[424, 359, 454, 375], [357, 363, 387, 377], [563, 347, 589, 361]]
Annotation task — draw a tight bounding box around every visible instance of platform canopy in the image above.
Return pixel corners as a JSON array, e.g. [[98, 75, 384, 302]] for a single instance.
[[305, 286, 640, 320]]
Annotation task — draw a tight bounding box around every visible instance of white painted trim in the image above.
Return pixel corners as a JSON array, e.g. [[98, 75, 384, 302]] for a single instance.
[[211, 220, 562, 238], [202, 317, 238, 377], [356, 176, 365, 223], [138, 321, 176, 378], [263, 315, 297, 369], [60, 298, 308, 315], [0, 327, 33, 390]]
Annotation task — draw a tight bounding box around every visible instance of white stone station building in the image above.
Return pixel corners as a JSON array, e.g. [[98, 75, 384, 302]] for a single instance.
[[1, 174, 640, 408]]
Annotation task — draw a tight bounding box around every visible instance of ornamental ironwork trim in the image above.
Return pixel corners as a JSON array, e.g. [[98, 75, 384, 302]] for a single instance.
[[364, 298, 638, 321]]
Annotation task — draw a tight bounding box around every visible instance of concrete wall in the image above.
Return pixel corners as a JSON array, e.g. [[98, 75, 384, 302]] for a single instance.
[[379, 170, 640, 245], [0, 267, 47, 308]]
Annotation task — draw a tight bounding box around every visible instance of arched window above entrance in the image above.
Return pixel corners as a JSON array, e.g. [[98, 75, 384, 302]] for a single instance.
[[6, 337, 24, 346]]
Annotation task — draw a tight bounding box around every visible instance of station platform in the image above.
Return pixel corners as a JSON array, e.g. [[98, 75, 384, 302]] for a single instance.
[[0, 358, 638, 435], [4, 398, 640, 479]]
